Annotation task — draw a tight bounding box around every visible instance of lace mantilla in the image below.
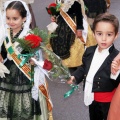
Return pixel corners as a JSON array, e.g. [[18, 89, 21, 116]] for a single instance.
[[57, 0, 86, 18], [61, 0, 77, 12]]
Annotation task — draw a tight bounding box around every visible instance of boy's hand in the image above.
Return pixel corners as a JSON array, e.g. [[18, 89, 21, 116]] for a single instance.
[[111, 60, 120, 75], [67, 76, 75, 84], [111, 53, 120, 75]]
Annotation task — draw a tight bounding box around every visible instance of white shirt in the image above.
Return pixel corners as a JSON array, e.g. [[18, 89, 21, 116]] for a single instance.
[[84, 46, 110, 106]]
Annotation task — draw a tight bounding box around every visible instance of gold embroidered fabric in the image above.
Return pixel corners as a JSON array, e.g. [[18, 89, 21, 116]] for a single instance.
[[62, 25, 96, 67], [39, 84, 53, 112], [86, 25, 96, 47], [106, 0, 110, 8], [62, 37, 85, 67]]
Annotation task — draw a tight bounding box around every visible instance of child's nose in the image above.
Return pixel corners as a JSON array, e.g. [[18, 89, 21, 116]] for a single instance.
[[102, 35, 106, 41], [9, 19, 13, 24]]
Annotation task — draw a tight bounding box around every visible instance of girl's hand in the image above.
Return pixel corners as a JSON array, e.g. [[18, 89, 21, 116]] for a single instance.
[[29, 56, 37, 66], [67, 76, 75, 84], [50, 16, 56, 22], [29, 59, 35, 65], [76, 30, 82, 38], [0, 54, 3, 63]]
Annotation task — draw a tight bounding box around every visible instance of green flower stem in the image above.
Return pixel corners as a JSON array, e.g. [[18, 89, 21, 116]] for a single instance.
[[31, 65, 34, 85]]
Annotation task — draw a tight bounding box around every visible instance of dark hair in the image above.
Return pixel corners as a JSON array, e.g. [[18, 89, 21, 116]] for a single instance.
[[93, 13, 119, 35], [6, 1, 27, 18]]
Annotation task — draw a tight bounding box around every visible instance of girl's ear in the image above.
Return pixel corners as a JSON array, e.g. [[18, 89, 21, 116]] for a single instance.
[[23, 17, 26, 23]]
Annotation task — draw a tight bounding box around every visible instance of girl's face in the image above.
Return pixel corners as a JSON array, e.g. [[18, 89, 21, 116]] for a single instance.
[[94, 21, 118, 52], [6, 9, 26, 32]]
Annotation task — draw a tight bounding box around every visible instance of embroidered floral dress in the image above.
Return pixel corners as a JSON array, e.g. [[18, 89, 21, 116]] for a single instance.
[[48, 0, 96, 67], [0, 29, 41, 120], [0, 29, 53, 120]]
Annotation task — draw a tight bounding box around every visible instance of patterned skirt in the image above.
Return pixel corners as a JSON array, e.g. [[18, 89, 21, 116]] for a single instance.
[[0, 60, 41, 120], [50, 15, 75, 59]]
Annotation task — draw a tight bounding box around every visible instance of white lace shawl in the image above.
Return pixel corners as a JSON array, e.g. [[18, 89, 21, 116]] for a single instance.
[[56, 0, 86, 18], [0, 0, 32, 52], [3, 0, 32, 38], [0, 10, 5, 52]]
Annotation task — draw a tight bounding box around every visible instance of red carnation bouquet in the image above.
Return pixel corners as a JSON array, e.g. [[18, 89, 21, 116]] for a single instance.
[[17, 28, 52, 53], [24, 34, 42, 49], [16, 28, 70, 79], [16, 28, 53, 69], [17, 34, 42, 54], [16, 28, 76, 98], [46, 3, 60, 16]]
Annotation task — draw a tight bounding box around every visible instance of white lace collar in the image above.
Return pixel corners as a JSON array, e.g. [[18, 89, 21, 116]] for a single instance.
[[56, 0, 86, 18], [61, 0, 77, 12]]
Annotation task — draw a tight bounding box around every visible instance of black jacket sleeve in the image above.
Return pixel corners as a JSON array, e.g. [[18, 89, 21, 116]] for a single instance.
[[72, 47, 89, 84], [67, 1, 84, 30]]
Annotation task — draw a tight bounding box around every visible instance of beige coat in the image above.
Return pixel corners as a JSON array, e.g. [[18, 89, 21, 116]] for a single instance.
[[107, 84, 120, 120]]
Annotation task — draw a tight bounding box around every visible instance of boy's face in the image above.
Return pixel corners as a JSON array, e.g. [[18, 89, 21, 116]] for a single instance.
[[94, 21, 118, 52]]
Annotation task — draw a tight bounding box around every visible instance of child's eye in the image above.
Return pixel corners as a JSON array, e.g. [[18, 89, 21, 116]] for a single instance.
[[6, 17, 10, 20], [107, 34, 112, 36], [97, 33, 102, 36], [13, 18, 17, 20]]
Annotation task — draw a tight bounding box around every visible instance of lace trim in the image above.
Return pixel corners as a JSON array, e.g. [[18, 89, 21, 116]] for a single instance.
[[61, 0, 77, 12], [60, 0, 86, 18], [0, 87, 31, 93], [0, 107, 33, 119]]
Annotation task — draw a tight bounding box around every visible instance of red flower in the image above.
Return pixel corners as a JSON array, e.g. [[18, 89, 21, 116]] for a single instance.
[[43, 59, 53, 71], [24, 34, 42, 48], [47, 9, 52, 14], [46, 3, 57, 15], [49, 3, 57, 8]]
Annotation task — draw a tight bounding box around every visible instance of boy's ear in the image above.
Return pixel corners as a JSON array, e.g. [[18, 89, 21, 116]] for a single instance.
[[114, 32, 119, 40]]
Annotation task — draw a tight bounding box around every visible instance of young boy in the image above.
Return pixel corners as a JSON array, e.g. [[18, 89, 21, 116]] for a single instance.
[[67, 13, 120, 120]]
